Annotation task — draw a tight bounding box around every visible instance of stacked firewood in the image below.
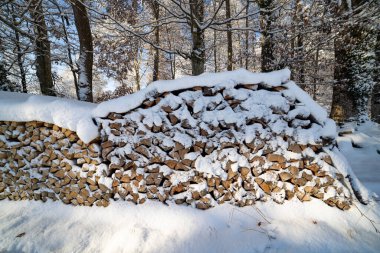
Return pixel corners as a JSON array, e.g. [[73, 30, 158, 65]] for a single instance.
[[98, 84, 352, 210], [0, 121, 112, 207], [0, 84, 353, 210]]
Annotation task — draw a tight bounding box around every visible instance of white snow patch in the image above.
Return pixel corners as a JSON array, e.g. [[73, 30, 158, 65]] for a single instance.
[[1, 199, 379, 252], [170, 171, 195, 185], [0, 92, 97, 143], [324, 147, 370, 204], [98, 177, 113, 190], [283, 81, 329, 125], [194, 155, 227, 180]]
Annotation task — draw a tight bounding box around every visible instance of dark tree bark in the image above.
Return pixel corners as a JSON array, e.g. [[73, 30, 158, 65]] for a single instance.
[[152, 0, 160, 81], [371, 28, 380, 123], [71, 0, 93, 102], [213, 28, 218, 72], [330, 25, 356, 122], [330, 0, 376, 122], [297, 33, 305, 87], [134, 50, 141, 91], [29, 0, 55, 96], [170, 54, 176, 79], [245, 0, 249, 69], [190, 0, 205, 76], [213, 0, 218, 72], [258, 0, 275, 72], [226, 0, 233, 71], [295, 0, 305, 89], [312, 47, 319, 101]]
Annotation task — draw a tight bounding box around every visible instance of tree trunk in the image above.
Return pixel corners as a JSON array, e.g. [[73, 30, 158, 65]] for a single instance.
[[190, 0, 205, 76], [371, 28, 380, 123], [152, 0, 160, 81], [297, 33, 305, 88], [330, 27, 358, 122], [330, 0, 376, 122], [226, 0, 233, 71], [71, 0, 93, 102], [29, 0, 55, 96], [251, 31, 256, 70], [213, 0, 218, 72], [238, 32, 243, 67], [134, 56, 141, 91], [295, 0, 305, 89], [170, 54, 176, 79], [313, 47, 319, 101], [213, 29, 218, 72], [258, 0, 274, 72], [245, 0, 249, 70], [11, 5, 27, 93]]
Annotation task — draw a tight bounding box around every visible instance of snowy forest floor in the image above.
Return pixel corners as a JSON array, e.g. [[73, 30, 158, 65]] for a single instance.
[[1, 121, 380, 253], [337, 121, 380, 197]]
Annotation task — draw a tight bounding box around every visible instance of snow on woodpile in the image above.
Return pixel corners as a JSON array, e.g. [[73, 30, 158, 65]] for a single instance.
[[0, 91, 98, 143], [0, 68, 334, 143], [0, 68, 369, 209], [0, 68, 291, 144]]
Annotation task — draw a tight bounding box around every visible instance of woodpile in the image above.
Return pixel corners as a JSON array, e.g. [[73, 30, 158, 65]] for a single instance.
[[0, 83, 353, 210], [96, 84, 352, 210], [0, 121, 111, 207]]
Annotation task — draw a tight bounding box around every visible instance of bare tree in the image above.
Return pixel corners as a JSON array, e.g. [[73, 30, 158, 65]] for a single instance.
[[150, 0, 160, 81], [226, 0, 232, 70], [245, 0, 250, 69], [330, 0, 378, 121], [371, 27, 380, 122], [29, 0, 55, 96], [189, 0, 205, 75], [258, 0, 275, 72], [8, 4, 27, 93], [70, 0, 93, 102]]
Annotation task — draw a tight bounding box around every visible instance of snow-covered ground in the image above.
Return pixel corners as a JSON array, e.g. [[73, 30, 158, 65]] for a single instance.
[[0, 123, 380, 252], [0, 197, 379, 253], [338, 121, 380, 197]]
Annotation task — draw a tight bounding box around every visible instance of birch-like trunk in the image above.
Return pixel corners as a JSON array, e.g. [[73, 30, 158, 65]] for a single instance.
[[11, 5, 27, 93]]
